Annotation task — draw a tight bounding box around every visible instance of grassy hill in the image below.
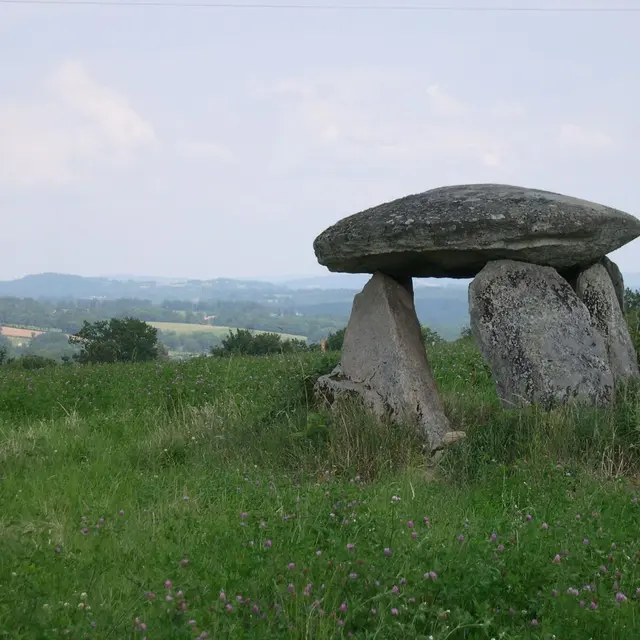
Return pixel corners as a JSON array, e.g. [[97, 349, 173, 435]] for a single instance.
[[1, 341, 639, 638]]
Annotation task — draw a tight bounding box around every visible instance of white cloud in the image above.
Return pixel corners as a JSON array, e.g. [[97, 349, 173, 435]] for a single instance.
[[178, 140, 235, 164], [482, 151, 502, 167], [259, 71, 630, 182], [261, 73, 512, 170], [559, 123, 615, 151], [490, 100, 527, 120], [48, 61, 155, 150], [270, 79, 317, 100], [426, 84, 467, 117], [0, 60, 156, 188]]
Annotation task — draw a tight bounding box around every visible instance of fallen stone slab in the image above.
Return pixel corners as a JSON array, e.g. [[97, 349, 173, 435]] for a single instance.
[[469, 259, 614, 409], [314, 272, 455, 452], [315, 365, 388, 417], [314, 184, 640, 278], [576, 262, 639, 384]]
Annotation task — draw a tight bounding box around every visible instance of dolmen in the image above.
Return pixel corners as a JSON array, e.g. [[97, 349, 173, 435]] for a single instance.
[[313, 184, 640, 453]]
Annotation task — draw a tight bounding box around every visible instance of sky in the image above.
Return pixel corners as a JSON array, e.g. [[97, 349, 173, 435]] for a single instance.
[[1, 0, 640, 281]]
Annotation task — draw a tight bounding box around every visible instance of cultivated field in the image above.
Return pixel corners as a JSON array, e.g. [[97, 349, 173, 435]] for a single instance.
[[149, 321, 307, 341], [1, 340, 639, 638], [0, 325, 45, 338]]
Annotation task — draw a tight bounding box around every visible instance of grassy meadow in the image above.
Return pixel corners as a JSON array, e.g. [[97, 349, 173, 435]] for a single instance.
[[148, 322, 307, 341], [1, 339, 640, 638]]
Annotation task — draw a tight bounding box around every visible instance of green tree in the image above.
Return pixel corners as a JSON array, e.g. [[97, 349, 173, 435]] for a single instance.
[[623, 288, 640, 364], [626, 310, 640, 362], [69, 317, 159, 364], [0, 334, 11, 364], [25, 331, 79, 362], [420, 325, 443, 346], [210, 328, 307, 357], [325, 327, 346, 351], [624, 287, 640, 312]]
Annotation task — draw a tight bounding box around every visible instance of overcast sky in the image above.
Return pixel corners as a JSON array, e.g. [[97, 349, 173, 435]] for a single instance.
[[1, 0, 639, 281]]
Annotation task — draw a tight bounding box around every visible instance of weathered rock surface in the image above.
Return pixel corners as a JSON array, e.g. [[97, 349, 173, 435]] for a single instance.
[[601, 256, 625, 312], [576, 262, 639, 383], [314, 272, 454, 451], [314, 184, 640, 278], [563, 256, 625, 312], [315, 368, 388, 417], [469, 260, 614, 409]]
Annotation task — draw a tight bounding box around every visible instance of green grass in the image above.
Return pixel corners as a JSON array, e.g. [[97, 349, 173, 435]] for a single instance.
[[1, 340, 640, 639], [149, 321, 307, 341]]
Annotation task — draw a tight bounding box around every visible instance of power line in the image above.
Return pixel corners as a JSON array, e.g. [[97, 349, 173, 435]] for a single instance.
[[0, 0, 638, 11]]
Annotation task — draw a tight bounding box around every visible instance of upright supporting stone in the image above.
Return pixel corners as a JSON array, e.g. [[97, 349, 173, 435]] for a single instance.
[[315, 272, 456, 452], [469, 260, 613, 409], [600, 256, 625, 312], [575, 262, 639, 384]]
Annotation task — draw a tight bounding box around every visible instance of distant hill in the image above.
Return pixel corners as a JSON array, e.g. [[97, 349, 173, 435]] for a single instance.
[[0, 272, 470, 300], [0, 273, 283, 301]]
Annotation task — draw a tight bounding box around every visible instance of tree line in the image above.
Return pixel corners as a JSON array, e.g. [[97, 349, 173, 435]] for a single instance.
[[2, 286, 638, 369], [0, 318, 452, 369], [0, 296, 345, 343]]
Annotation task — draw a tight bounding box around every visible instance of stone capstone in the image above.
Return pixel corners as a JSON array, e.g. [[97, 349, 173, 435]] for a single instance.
[[469, 259, 614, 409], [314, 272, 455, 452], [313, 184, 640, 278], [575, 262, 639, 384]]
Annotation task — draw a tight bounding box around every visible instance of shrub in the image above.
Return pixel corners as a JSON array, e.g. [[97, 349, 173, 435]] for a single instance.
[[626, 310, 640, 363], [210, 328, 308, 357], [8, 354, 58, 370]]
